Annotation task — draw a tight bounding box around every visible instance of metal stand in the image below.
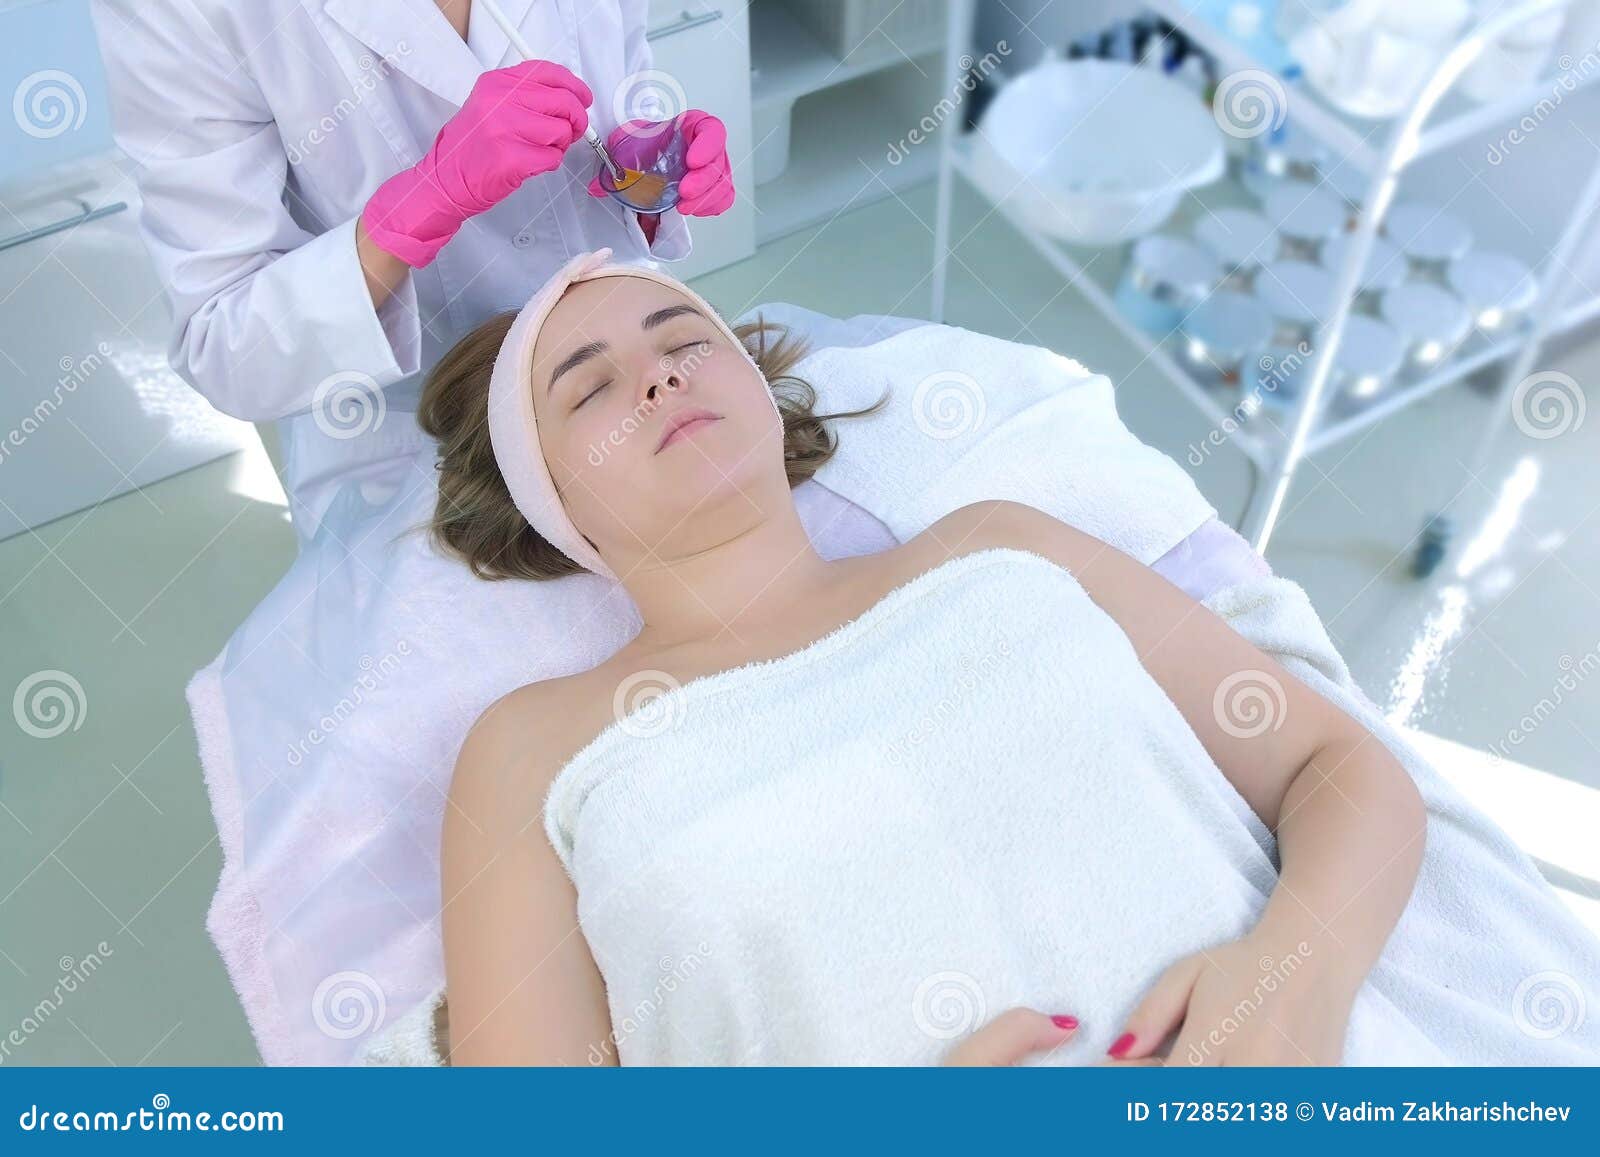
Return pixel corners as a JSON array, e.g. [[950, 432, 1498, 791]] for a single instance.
[[930, 0, 1599, 568]]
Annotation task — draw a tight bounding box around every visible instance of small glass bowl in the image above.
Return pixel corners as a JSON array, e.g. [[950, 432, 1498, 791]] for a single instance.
[[596, 117, 688, 213], [1263, 180, 1347, 262], [1179, 290, 1276, 388], [1320, 233, 1408, 314], [1380, 282, 1472, 374], [1255, 259, 1336, 348], [1383, 201, 1473, 283], [1194, 208, 1279, 292], [1114, 235, 1219, 335], [1446, 251, 1539, 337]]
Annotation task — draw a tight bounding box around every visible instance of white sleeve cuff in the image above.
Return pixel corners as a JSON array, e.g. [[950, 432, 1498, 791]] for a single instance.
[[334, 215, 422, 388]]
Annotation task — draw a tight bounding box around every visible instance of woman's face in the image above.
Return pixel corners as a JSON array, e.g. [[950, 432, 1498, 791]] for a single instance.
[[528, 274, 783, 570]]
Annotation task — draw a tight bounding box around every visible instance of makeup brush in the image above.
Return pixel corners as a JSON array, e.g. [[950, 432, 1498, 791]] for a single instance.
[[476, 0, 668, 206]]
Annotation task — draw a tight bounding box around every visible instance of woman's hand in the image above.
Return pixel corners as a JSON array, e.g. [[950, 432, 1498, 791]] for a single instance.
[[362, 60, 592, 267], [940, 1008, 1081, 1066], [1107, 934, 1353, 1066], [587, 109, 735, 217]]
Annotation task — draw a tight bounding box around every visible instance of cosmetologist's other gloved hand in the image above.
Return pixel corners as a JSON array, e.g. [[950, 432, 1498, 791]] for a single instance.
[[586, 109, 735, 217]]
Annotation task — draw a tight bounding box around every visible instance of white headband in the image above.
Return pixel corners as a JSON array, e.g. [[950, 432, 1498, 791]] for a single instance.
[[485, 247, 778, 580]]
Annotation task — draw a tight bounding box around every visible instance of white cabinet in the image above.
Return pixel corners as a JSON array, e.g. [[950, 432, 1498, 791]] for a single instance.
[[746, 0, 953, 244], [644, 2, 758, 279], [0, 160, 256, 540], [0, 0, 257, 539]]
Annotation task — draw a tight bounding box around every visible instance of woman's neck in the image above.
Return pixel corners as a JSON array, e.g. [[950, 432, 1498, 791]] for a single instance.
[[619, 503, 842, 652]]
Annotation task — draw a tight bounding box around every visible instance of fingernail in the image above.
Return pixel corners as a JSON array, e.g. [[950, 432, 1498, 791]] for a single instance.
[[1050, 1015, 1079, 1030], [1107, 1032, 1136, 1058]]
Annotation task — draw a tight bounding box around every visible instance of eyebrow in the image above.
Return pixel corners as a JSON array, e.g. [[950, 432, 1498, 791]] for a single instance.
[[546, 304, 710, 396]]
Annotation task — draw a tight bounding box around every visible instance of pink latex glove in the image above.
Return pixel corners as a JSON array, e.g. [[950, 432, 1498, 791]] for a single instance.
[[362, 60, 592, 267], [586, 109, 735, 218]]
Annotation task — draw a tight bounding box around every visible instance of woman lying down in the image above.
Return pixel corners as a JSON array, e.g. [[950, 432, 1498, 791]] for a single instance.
[[423, 248, 1440, 1067]]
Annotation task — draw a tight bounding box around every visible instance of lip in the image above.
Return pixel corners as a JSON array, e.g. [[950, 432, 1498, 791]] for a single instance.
[[654, 407, 723, 453]]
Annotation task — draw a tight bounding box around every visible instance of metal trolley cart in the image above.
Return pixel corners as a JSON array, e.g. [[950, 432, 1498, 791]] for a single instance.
[[930, 0, 1600, 573]]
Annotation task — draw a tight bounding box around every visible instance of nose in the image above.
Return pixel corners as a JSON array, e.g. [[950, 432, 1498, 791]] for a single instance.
[[644, 366, 685, 406]]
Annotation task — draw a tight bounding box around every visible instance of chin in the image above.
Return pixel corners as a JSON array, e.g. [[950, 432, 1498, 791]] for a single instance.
[[672, 444, 785, 502], [667, 454, 756, 505]]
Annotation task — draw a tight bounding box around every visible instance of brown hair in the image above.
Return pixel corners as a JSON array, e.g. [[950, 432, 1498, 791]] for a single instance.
[[415, 310, 888, 581]]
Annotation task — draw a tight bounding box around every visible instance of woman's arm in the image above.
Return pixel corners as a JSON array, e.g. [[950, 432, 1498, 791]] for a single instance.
[[91, 2, 422, 422], [441, 686, 616, 1065], [945, 500, 1427, 1061]]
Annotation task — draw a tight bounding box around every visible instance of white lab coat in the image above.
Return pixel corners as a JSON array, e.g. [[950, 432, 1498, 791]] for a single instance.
[[91, 0, 693, 545]]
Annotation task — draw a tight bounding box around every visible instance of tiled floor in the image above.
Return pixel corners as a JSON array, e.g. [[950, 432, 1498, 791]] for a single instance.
[[2, 178, 1596, 1064]]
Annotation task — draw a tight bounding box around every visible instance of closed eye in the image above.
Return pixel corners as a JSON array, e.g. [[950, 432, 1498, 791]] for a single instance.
[[656, 337, 713, 371], [573, 380, 609, 410]]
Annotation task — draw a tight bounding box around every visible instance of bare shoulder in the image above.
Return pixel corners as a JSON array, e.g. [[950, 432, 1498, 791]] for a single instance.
[[910, 500, 1117, 575], [446, 673, 606, 834]]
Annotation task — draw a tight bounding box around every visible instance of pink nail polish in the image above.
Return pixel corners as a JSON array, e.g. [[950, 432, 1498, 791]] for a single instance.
[[1107, 1032, 1136, 1058], [1051, 1015, 1079, 1030]]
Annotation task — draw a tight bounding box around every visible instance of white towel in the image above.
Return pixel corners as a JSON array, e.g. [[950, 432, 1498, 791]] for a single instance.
[[543, 548, 1460, 1065], [804, 322, 1216, 565], [1203, 575, 1600, 1064]]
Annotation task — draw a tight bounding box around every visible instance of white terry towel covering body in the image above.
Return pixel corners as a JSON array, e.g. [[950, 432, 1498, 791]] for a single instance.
[[544, 548, 1452, 1065], [1198, 574, 1600, 1063]]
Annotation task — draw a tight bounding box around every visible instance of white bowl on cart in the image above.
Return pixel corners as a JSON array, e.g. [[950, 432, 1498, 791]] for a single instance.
[[969, 59, 1225, 246]]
